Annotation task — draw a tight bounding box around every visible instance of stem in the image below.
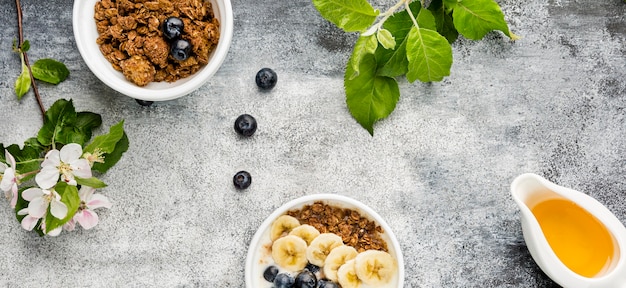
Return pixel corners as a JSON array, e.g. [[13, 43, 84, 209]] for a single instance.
[[15, 0, 46, 122], [406, 0, 420, 28], [362, 0, 409, 36], [15, 158, 44, 165]]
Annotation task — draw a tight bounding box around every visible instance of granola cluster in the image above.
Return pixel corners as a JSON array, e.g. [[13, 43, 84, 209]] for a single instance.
[[94, 0, 220, 86], [286, 201, 389, 253]]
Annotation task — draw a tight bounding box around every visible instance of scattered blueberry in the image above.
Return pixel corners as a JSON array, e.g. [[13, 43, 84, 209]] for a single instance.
[[263, 265, 279, 282], [135, 99, 154, 107], [295, 270, 317, 288], [304, 263, 320, 274], [233, 171, 252, 190], [274, 273, 295, 288], [317, 279, 339, 288], [255, 68, 278, 90], [234, 114, 257, 137], [170, 39, 191, 61], [162, 17, 184, 40]]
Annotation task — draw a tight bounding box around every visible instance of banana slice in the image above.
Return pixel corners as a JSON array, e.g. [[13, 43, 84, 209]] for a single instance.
[[306, 233, 344, 267], [354, 250, 397, 286], [288, 224, 320, 245], [323, 245, 358, 282], [337, 259, 361, 288], [270, 215, 301, 241], [271, 235, 308, 272]]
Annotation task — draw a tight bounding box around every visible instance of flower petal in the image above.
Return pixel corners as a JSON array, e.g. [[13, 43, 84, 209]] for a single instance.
[[88, 194, 112, 209], [0, 162, 7, 173], [76, 209, 99, 230], [36, 165, 60, 189], [78, 186, 95, 201], [21, 215, 39, 231], [5, 150, 16, 167], [46, 226, 62, 236], [70, 159, 92, 178], [0, 168, 15, 192], [9, 185, 18, 208], [22, 188, 43, 201], [60, 143, 82, 163], [63, 218, 76, 231], [50, 199, 68, 219], [28, 197, 48, 218], [41, 149, 60, 167]]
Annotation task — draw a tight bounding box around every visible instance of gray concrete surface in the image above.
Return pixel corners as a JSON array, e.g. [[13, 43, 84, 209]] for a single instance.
[[0, 0, 625, 287]]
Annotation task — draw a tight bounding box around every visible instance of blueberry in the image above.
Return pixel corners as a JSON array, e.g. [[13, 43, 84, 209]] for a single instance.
[[162, 17, 184, 40], [135, 99, 154, 107], [171, 39, 191, 61], [255, 68, 278, 90], [233, 171, 251, 190], [295, 270, 317, 288], [317, 279, 339, 288], [304, 263, 320, 274], [274, 273, 295, 288], [263, 265, 279, 283], [234, 114, 257, 137]]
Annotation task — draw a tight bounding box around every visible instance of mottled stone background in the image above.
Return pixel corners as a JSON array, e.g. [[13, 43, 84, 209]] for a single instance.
[[0, 0, 624, 287]]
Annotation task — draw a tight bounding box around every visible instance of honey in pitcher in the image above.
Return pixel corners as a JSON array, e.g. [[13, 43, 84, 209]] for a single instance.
[[532, 198, 616, 278]]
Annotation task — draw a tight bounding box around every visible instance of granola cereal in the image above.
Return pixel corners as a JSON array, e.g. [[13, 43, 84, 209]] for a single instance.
[[94, 0, 220, 86], [286, 201, 389, 253]]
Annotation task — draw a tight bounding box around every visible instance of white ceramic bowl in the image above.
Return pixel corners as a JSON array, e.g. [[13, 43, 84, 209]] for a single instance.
[[73, 0, 233, 101], [245, 194, 405, 288]]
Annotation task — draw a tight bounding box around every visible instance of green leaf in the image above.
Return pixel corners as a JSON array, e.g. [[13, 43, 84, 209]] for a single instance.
[[75, 112, 103, 141], [312, 0, 379, 32], [21, 40, 30, 52], [75, 177, 107, 188], [31, 58, 70, 85], [406, 26, 453, 82], [15, 54, 31, 100], [429, 0, 459, 43], [45, 183, 80, 233], [376, 29, 396, 50], [4, 143, 43, 182], [348, 35, 378, 80], [92, 132, 129, 174], [452, 0, 519, 40], [37, 99, 77, 146], [85, 120, 125, 154], [375, 1, 421, 78], [443, 0, 457, 10], [345, 54, 400, 135], [417, 8, 437, 31]]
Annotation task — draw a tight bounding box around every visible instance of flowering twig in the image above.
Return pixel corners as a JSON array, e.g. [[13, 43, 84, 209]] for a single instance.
[[15, 0, 46, 121]]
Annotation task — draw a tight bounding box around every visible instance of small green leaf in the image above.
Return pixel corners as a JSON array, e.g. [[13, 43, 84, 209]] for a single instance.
[[348, 35, 378, 80], [37, 99, 77, 146], [376, 29, 396, 50], [406, 26, 453, 82], [21, 40, 30, 52], [452, 0, 519, 40], [75, 177, 107, 188], [92, 132, 129, 174], [4, 143, 44, 182], [429, 0, 459, 43], [345, 54, 400, 135], [75, 112, 103, 141], [31, 58, 70, 85], [85, 120, 125, 154], [375, 1, 421, 77], [15, 54, 31, 100], [443, 0, 457, 10], [312, 0, 379, 32], [45, 183, 80, 233], [417, 8, 437, 31]]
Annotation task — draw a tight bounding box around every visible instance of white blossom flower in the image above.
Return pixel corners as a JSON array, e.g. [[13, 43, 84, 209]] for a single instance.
[[1, 150, 19, 208], [17, 208, 40, 231], [22, 187, 68, 220], [73, 186, 112, 229], [40, 220, 62, 237], [35, 143, 92, 189]]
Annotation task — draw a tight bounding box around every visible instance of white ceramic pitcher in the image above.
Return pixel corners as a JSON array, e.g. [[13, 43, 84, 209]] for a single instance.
[[511, 173, 626, 288]]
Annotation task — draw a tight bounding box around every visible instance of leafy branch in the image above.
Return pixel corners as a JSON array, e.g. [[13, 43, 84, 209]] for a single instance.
[[313, 0, 519, 135]]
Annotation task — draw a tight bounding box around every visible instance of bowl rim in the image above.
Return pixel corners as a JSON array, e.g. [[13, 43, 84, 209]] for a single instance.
[[244, 193, 405, 287], [72, 0, 233, 101]]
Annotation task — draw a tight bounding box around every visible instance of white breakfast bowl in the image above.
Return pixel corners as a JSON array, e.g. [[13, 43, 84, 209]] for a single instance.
[[245, 194, 405, 288], [73, 0, 233, 101]]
